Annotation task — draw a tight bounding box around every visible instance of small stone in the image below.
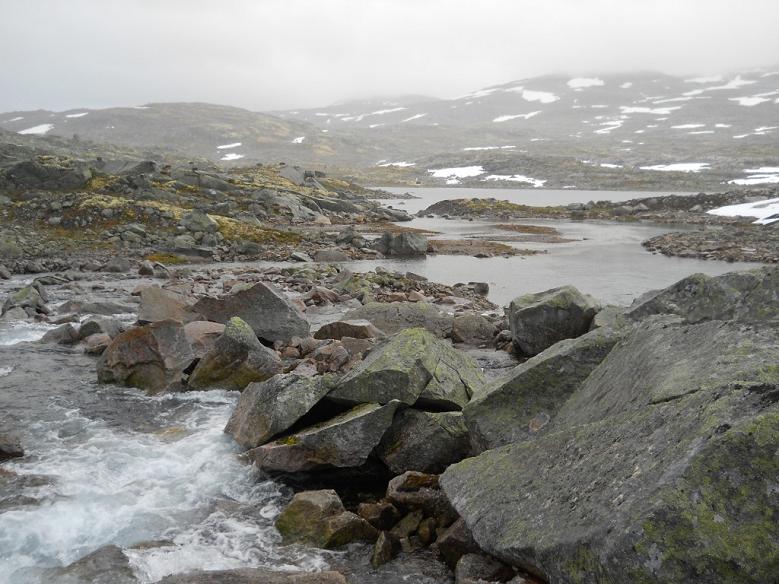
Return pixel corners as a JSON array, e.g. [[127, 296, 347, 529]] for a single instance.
[[370, 531, 400, 568]]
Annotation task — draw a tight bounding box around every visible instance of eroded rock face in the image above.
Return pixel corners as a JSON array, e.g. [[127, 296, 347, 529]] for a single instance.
[[187, 317, 282, 391], [508, 285, 599, 356], [193, 282, 309, 343], [344, 302, 453, 338], [328, 328, 484, 410], [97, 319, 195, 393], [464, 326, 623, 451], [442, 319, 779, 584], [245, 401, 401, 474], [224, 374, 334, 449], [275, 489, 377, 549]]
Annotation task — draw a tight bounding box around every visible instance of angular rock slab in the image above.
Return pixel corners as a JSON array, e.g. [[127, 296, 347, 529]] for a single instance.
[[376, 409, 471, 474], [464, 326, 622, 451], [344, 302, 453, 338], [328, 328, 484, 410], [225, 374, 335, 449], [97, 319, 195, 393], [442, 320, 779, 584], [187, 317, 282, 391], [245, 401, 401, 473], [508, 285, 599, 356], [194, 282, 309, 343]]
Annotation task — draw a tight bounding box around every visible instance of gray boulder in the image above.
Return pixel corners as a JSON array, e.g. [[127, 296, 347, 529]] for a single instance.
[[245, 401, 401, 473], [313, 248, 350, 262], [344, 302, 453, 337], [451, 314, 497, 345], [193, 282, 309, 343], [180, 209, 219, 233], [376, 409, 471, 474], [187, 317, 282, 391], [328, 328, 484, 410], [96, 319, 195, 393], [40, 323, 80, 345], [508, 285, 599, 356], [441, 319, 779, 584], [2, 284, 48, 317], [137, 286, 198, 324], [77, 317, 122, 340], [224, 374, 334, 449], [373, 232, 428, 257], [464, 326, 623, 451]]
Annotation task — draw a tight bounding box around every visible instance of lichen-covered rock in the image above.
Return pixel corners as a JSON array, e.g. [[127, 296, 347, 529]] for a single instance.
[[187, 317, 282, 391], [328, 328, 484, 410], [344, 302, 453, 338], [508, 285, 599, 356], [97, 319, 195, 393], [463, 326, 622, 451], [275, 489, 377, 549], [193, 282, 309, 343], [376, 409, 471, 474], [180, 209, 219, 233], [137, 286, 198, 324], [2, 283, 48, 317], [245, 401, 401, 473], [626, 265, 779, 324], [224, 374, 334, 449], [441, 319, 779, 584], [451, 314, 497, 345]]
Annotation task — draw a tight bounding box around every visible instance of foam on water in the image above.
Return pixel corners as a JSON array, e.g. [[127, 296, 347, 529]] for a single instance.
[[0, 321, 55, 346], [0, 390, 324, 583]]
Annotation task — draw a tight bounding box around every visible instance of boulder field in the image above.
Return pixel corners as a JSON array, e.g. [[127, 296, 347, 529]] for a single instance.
[[3, 263, 776, 583]]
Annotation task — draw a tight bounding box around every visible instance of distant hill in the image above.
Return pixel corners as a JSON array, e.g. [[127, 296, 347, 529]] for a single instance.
[[2, 69, 778, 190]]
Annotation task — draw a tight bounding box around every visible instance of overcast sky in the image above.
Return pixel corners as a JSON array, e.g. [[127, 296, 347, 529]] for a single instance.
[[2, 0, 778, 112]]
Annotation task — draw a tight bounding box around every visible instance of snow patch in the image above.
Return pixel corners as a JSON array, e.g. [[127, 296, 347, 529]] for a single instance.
[[600, 163, 622, 168], [5, 116, 24, 122], [729, 96, 770, 107], [567, 78, 604, 89], [688, 131, 714, 135], [620, 82, 633, 89], [65, 112, 88, 118], [683, 76, 756, 97], [621, 106, 682, 115], [483, 174, 546, 188], [377, 161, 415, 167], [401, 113, 427, 122], [671, 124, 706, 129], [220, 153, 244, 161], [429, 166, 484, 184], [18, 124, 54, 135], [709, 196, 779, 224], [520, 90, 559, 104], [462, 145, 516, 151], [291, 136, 305, 144], [217, 143, 242, 150], [594, 120, 623, 134], [640, 163, 709, 173], [684, 75, 723, 83], [493, 111, 540, 123]]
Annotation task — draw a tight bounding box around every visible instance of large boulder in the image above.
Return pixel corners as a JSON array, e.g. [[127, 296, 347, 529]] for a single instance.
[[224, 374, 334, 449], [463, 326, 623, 451], [373, 232, 428, 257], [508, 285, 599, 356], [376, 409, 471, 474], [183, 321, 225, 358], [96, 320, 195, 393], [137, 286, 198, 324], [193, 282, 309, 343], [328, 328, 484, 410], [626, 265, 779, 324], [187, 317, 282, 391], [245, 401, 401, 473], [441, 319, 779, 583], [275, 489, 377, 548], [344, 302, 453, 338]]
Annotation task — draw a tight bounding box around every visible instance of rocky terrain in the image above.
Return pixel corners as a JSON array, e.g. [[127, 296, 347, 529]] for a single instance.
[[1, 251, 777, 582]]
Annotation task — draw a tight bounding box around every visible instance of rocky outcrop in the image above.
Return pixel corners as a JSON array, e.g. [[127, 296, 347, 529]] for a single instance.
[[344, 302, 453, 337], [373, 232, 428, 257], [275, 489, 377, 548], [96, 319, 195, 393], [376, 409, 471, 474], [245, 401, 401, 473], [193, 282, 309, 343], [224, 374, 334, 449], [463, 326, 623, 450], [508, 285, 599, 356], [328, 328, 484, 410], [187, 317, 282, 391], [441, 318, 779, 584]]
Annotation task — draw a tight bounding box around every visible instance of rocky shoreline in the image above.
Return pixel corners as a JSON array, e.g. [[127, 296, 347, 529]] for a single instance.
[[1, 257, 777, 583]]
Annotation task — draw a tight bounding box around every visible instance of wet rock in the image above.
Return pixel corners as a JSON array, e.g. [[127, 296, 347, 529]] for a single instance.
[[0, 306, 27, 321], [224, 374, 334, 449], [2, 284, 48, 317], [187, 317, 282, 391], [373, 232, 428, 257], [40, 323, 80, 345], [386, 471, 456, 521], [344, 301, 453, 337], [328, 328, 483, 410], [371, 531, 400, 568], [0, 434, 23, 462], [376, 409, 471, 474], [159, 569, 347, 584], [437, 518, 480, 568], [77, 316, 122, 340], [313, 319, 384, 340], [83, 333, 112, 355], [137, 286, 198, 324], [451, 314, 497, 345], [194, 282, 309, 343], [97, 319, 195, 393], [245, 401, 401, 473], [313, 248, 350, 262], [183, 320, 225, 358], [275, 489, 377, 549], [464, 327, 622, 451], [508, 285, 599, 356], [47, 545, 137, 584], [455, 553, 515, 584], [441, 319, 779, 583], [357, 500, 401, 530]]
